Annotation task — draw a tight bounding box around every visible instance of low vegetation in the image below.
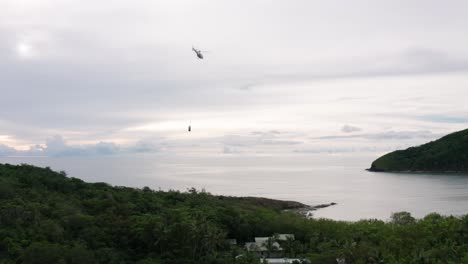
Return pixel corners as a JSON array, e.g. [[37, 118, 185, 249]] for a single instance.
[[1, 164, 468, 263]]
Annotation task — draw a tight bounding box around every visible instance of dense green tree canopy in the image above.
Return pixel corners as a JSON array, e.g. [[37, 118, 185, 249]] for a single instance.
[[1, 163, 468, 263], [370, 128, 468, 172]]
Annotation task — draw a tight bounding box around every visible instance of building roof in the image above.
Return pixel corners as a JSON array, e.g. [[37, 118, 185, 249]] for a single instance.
[[246, 241, 282, 252], [254, 237, 270, 243], [277, 234, 295, 241], [245, 234, 295, 252], [254, 234, 294, 243], [264, 258, 306, 264]]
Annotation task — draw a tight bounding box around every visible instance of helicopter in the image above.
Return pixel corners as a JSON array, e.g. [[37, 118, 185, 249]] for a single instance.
[[192, 46, 204, 59]]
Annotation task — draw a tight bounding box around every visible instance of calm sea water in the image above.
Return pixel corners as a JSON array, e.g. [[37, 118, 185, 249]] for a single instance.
[[2, 154, 468, 221]]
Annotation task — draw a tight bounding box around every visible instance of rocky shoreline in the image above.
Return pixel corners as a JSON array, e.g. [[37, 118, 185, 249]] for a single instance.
[[284, 202, 337, 218], [367, 167, 468, 174]]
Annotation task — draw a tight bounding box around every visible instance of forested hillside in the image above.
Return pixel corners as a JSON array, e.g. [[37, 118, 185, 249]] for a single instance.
[[1, 163, 468, 263], [370, 128, 468, 172]]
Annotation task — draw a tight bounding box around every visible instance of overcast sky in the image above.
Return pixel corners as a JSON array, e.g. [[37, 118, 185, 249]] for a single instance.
[[1, 0, 468, 157]]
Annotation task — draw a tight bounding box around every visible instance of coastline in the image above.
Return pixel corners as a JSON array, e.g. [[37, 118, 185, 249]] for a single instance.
[[284, 202, 338, 218], [367, 168, 468, 174]]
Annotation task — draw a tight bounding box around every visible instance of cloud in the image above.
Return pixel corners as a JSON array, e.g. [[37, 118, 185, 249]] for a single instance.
[[92, 142, 120, 155], [314, 130, 441, 141], [0, 135, 160, 157], [43, 135, 120, 157], [293, 146, 380, 154], [45, 135, 68, 155], [259, 139, 302, 145], [251, 130, 282, 136], [223, 145, 240, 154], [341, 125, 362, 133], [126, 140, 160, 153], [0, 144, 17, 156], [418, 115, 468, 124], [237, 83, 256, 91], [1, 0, 468, 158], [224, 131, 302, 147], [397, 47, 468, 75]]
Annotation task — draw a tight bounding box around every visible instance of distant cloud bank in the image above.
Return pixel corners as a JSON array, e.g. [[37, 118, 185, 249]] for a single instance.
[[0, 129, 456, 157], [314, 130, 441, 141], [0, 135, 159, 157], [341, 125, 362, 133]]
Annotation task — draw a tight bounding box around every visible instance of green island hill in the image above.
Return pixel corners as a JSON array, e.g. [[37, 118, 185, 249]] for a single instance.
[[2, 163, 468, 263], [369, 128, 468, 172]]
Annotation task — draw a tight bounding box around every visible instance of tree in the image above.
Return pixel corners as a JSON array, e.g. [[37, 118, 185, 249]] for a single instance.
[[21, 242, 65, 264], [390, 212, 415, 225], [263, 235, 279, 258], [281, 235, 295, 257]]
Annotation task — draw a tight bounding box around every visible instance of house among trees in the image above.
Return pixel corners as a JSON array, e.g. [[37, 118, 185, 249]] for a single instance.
[[264, 258, 309, 264], [245, 234, 295, 258]]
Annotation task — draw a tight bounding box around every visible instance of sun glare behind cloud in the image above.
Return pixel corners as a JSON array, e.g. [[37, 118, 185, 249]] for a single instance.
[[16, 42, 34, 59]]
